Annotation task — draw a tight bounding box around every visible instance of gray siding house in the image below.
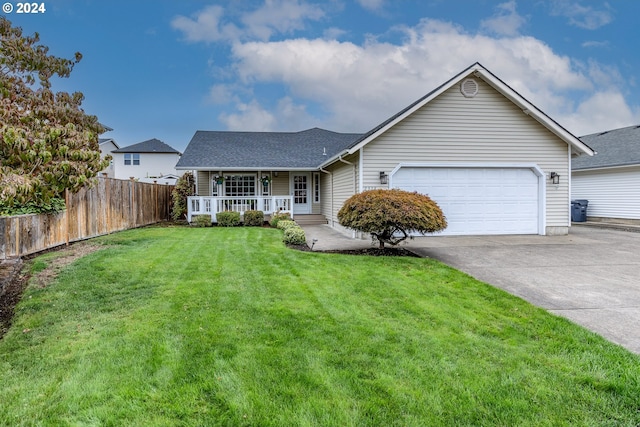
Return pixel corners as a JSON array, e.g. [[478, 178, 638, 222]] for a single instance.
[[572, 125, 640, 223], [176, 63, 594, 236]]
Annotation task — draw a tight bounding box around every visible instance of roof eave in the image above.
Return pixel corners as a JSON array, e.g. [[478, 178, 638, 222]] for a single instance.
[[573, 163, 640, 172], [317, 149, 351, 169], [175, 166, 319, 172]]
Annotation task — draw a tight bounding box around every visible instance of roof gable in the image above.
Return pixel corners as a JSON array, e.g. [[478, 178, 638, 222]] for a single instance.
[[113, 138, 181, 154], [176, 128, 362, 170], [325, 62, 593, 166], [573, 125, 640, 170], [99, 138, 119, 150]]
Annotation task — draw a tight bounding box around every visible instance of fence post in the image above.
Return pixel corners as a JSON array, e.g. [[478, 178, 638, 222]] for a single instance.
[[129, 178, 136, 227], [15, 217, 20, 258], [105, 176, 111, 234], [65, 188, 70, 246], [154, 181, 158, 222]]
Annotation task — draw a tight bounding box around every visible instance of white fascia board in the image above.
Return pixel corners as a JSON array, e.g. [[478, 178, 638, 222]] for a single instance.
[[573, 164, 640, 173]]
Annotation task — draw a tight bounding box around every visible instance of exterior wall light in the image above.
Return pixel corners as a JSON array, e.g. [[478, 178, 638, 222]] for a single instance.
[[379, 171, 388, 185], [550, 172, 560, 185]]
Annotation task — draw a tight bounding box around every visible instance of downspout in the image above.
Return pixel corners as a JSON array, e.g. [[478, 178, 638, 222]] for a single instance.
[[320, 168, 332, 226], [338, 155, 352, 165], [567, 144, 572, 230]]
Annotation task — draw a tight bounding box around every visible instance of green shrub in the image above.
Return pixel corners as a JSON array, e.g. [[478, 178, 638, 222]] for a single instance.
[[171, 172, 195, 221], [338, 189, 447, 248], [216, 211, 241, 227], [270, 211, 291, 228], [283, 226, 306, 245], [277, 220, 297, 230], [243, 210, 264, 226], [191, 214, 212, 227]]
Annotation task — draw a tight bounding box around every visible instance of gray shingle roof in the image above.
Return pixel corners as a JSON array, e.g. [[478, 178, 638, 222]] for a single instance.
[[573, 125, 640, 170], [113, 138, 181, 154], [175, 128, 362, 170]]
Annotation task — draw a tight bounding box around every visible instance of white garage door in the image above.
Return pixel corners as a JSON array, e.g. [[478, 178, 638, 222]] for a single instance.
[[393, 167, 539, 235]]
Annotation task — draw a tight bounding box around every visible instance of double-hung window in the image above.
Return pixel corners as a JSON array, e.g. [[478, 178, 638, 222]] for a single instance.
[[124, 153, 140, 166]]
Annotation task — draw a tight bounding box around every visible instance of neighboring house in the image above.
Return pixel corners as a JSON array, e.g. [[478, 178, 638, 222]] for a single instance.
[[176, 63, 594, 236], [111, 138, 182, 183], [572, 125, 640, 223], [99, 137, 119, 177]]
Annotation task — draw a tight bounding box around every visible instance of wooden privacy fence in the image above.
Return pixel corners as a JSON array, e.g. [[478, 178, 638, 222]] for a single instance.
[[0, 177, 174, 259]]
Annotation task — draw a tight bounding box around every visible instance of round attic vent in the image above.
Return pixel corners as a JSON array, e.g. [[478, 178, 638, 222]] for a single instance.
[[460, 78, 479, 98]]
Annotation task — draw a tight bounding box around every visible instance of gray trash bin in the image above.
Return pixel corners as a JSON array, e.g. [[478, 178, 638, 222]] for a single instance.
[[571, 199, 588, 222]]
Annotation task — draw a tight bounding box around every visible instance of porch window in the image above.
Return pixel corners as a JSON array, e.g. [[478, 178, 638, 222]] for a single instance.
[[124, 153, 140, 166], [225, 175, 256, 196], [313, 173, 320, 203]]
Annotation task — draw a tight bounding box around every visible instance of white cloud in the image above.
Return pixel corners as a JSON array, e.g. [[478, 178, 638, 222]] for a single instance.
[[171, 5, 241, 43], [323, 27, 347, 40], [218, 99, 276, 131], [480, 0, 526, 36], [550, 1, 613, 30], [242, 0, 325, 41], [218, 97, 314, 131], [171, 1, 324, 43], [357, 0, 385, 12], [230, 18, 597, 132], [175, 3, 637, 136], [564, 91, 640, 135], [582, 40, 609, 48], [208, 84, 235, 104]]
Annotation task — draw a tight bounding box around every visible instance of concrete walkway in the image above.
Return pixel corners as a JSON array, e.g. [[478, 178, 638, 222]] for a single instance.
[[301, 223, 640, 355]]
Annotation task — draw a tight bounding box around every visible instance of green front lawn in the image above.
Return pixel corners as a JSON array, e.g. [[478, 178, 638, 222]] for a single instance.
[[1, 226, 639, 426]]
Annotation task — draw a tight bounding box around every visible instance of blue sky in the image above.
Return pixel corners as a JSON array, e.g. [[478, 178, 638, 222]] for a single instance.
[[4, 0, 640, 152]]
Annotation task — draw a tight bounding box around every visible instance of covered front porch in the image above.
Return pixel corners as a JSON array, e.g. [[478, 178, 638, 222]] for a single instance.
[[188, 170, 323, 223], [187, 195, 294, 222]]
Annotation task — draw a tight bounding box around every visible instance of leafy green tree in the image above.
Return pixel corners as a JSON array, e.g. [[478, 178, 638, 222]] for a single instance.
[[0, 17, 109, 212], [171, 172, 195, 221], [338, 189, 447, 248]]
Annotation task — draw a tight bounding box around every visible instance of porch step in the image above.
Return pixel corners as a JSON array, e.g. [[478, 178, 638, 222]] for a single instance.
[[294, 214, 328, 226]]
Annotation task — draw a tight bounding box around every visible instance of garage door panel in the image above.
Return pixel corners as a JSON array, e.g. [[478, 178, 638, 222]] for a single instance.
[[393, 167, 539, 236]]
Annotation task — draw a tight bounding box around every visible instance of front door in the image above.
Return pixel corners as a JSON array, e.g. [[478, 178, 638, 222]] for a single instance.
[[292, 173, 311, 214]]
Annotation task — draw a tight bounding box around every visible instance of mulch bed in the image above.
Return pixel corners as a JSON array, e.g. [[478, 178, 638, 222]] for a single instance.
[[0, 260, 29, 338], [287, 244, 420, 257]]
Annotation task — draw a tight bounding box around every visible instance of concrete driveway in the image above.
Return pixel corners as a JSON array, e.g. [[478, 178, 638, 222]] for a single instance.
[[303, 224, 640, 354]]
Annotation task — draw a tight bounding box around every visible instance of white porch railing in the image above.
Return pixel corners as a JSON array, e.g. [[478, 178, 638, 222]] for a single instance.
[[187, 196, 294, 222]]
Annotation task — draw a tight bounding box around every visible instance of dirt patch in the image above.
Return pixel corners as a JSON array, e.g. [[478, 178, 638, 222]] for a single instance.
[[0, 243, 104, 339], [30, 243, 103, 289]]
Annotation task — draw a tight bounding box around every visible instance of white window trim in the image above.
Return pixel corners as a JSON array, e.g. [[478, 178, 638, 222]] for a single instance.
[[313, 172, 320, 203], [124, 153, 140, 166], [224, 174, 257, 197]]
